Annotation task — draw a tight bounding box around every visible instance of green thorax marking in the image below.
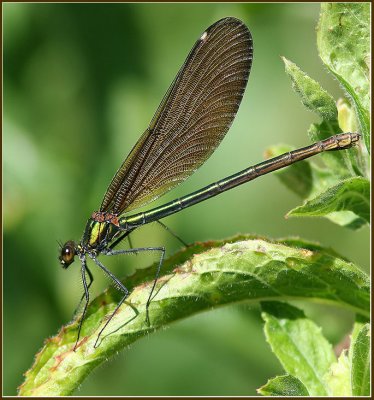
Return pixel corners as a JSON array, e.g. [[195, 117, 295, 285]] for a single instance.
[[82, 213, 121, 250]]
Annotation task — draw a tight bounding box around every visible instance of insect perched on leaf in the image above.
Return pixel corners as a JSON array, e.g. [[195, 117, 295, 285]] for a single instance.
[[59, 17, 360, 350]]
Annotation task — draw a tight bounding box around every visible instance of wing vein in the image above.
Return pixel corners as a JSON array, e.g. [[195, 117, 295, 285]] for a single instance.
[[100, 17, 253, 214]]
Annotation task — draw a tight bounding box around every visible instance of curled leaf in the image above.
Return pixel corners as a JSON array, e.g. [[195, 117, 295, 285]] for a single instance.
[[287, 176, 370, 225], [19, 236, 369, 396], [261, 301, 336, 396], [282, 57, 337, 121], [258, 374, 309, 396]]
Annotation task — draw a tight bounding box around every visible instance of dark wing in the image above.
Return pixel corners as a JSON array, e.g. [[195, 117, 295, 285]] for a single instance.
[[100, 17, 253, 214]]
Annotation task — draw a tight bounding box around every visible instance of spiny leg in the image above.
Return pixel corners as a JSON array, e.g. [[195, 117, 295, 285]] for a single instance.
[[90, 256, 130, 348], [109, 221, 187, 250], [145, 247, 165, 325], [104, 246, 166, 326], [74, 256, 90, 351], [156, 220, 188, 247], [74, 265, 94, 315]]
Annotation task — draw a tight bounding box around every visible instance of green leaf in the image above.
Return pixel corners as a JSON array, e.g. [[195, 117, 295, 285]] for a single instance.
[[317, 3, 370, 152], [324, 350, 351, 396], [288, 176, 370, 225], [18, 236, 369, 396], [258, 374, 309, 396], [350, 323, 370, 396], [282, 57, 337, 121], [261, 301, 336, 396]]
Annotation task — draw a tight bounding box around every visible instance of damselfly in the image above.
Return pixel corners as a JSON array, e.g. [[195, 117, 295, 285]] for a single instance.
[[59, 17, 360, 350]]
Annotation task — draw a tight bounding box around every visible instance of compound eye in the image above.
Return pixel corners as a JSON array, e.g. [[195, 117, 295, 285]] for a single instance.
[[59, 241, 76, 268]]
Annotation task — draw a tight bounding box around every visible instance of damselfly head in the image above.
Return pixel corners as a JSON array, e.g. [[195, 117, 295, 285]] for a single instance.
[[59, 240, 77, 268]]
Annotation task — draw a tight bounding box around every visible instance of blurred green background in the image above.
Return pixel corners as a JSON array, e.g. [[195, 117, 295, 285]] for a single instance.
[[4, 3, 369, 396]]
